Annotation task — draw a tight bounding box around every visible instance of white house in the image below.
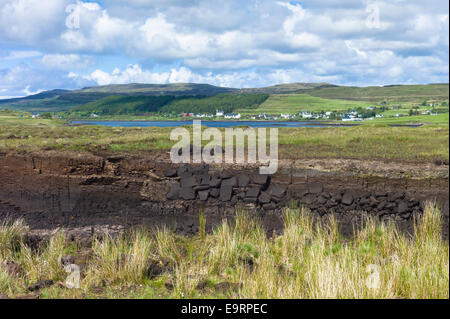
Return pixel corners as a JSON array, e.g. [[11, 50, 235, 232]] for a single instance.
[[224, 113, 241, 119], [216, 110, 224, 117], [299, 111, 312, 119], [280, 114, 291, 119]]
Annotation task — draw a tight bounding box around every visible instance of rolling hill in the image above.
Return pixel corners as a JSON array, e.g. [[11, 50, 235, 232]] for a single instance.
[[71, 93, 269, 115], [0, 82, 447, 114]]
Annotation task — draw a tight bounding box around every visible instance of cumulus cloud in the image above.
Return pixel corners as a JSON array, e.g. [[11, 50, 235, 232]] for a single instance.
[[70, 64, 343, 88], [0, 0, 448, 94], [39, 54, 95, 70], [0, 64, 95, 97]]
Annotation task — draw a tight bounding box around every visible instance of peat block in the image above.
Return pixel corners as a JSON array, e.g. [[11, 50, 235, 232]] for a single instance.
[[308, 182, 323, 194]]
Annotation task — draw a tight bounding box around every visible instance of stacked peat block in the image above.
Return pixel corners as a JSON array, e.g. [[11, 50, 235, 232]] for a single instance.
[[165, 165, 423, 218], [165, 164, 288, 209], [296, 182, 422, 220]]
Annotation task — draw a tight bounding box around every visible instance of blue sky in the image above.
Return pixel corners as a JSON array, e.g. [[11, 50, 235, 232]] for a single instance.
[[0, 0, 448, 98]]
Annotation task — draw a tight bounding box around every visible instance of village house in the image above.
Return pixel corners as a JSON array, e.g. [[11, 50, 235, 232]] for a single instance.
[[299, 111, 312, 119], [257, 113, 270, 120], [215, 110, 224, 117], [224, 113, 241, 119]]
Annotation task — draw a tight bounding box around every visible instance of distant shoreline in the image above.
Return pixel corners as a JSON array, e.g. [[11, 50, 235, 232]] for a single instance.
[[68, 119, 364, 128]]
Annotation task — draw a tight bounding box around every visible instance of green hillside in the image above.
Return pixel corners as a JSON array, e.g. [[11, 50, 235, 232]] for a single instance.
[[237, 94, 374, 115], [71, 95, 178, 115], [72, 83, 235, 96], [238, 83, 335, 94], [0, 83, 447, 114], [309, 84, 449, 103], [69, 93, 269, 116], [160, 94, 269, 114]]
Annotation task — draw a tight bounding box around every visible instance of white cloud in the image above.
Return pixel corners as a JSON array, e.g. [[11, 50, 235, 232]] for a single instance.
[[1, 50, 42, 60], [0, 0, 69, 43], [39, 54, 95, 70], [0, 0, 447, 93], [22, 85, 43, 96]]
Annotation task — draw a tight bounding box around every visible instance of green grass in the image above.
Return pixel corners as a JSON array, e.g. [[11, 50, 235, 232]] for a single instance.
[[0, 119, 448, 162], [0, 112, 63, 127], [277, 125, 449, 161], [1, 203, 448, 299], [236, 94, 375, 115], [371, 113, 449, 124], [309, 84, 449, 103]]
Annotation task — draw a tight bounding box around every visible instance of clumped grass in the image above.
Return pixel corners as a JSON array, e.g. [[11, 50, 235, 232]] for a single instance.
[[0, 203, 448, 299], [85, 230, 153, 286], [199, 211, 206, 241], [0, 219, 28, 260], [18, 231, 68, 283]]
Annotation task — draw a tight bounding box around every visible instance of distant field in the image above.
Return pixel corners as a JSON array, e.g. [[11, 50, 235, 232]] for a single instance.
[[236, 94, 374, 115], [371, 113, 449, 124], [0, 111, 63, 127], [309, 84, 449, 103], [1, 115, 448, 162]]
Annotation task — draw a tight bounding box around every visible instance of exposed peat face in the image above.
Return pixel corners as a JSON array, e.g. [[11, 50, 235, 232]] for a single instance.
[[0, 152, 448, 242]]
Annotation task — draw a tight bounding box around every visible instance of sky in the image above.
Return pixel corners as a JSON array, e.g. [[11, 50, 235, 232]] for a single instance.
[[0, 0, 448, 98]]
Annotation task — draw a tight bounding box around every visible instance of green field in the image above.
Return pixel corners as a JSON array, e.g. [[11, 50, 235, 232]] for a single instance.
[[1, 110, 448, 163], [370, 113, 449, 124], [0, 111, 63, 127], [235, 92, 448, 118], [237, 94, 375, 115], [309, 84, 449, 103]]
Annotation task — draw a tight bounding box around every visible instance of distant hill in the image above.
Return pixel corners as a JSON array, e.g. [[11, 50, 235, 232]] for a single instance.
[[74, 83, 236, 96], [0, 82, 447, 113], [71, 95, 179, 115], [0, 83, 237, 112], [238, 82, 336, 94], [71, 94, 269, 115], [308, 84, 449, 103]]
